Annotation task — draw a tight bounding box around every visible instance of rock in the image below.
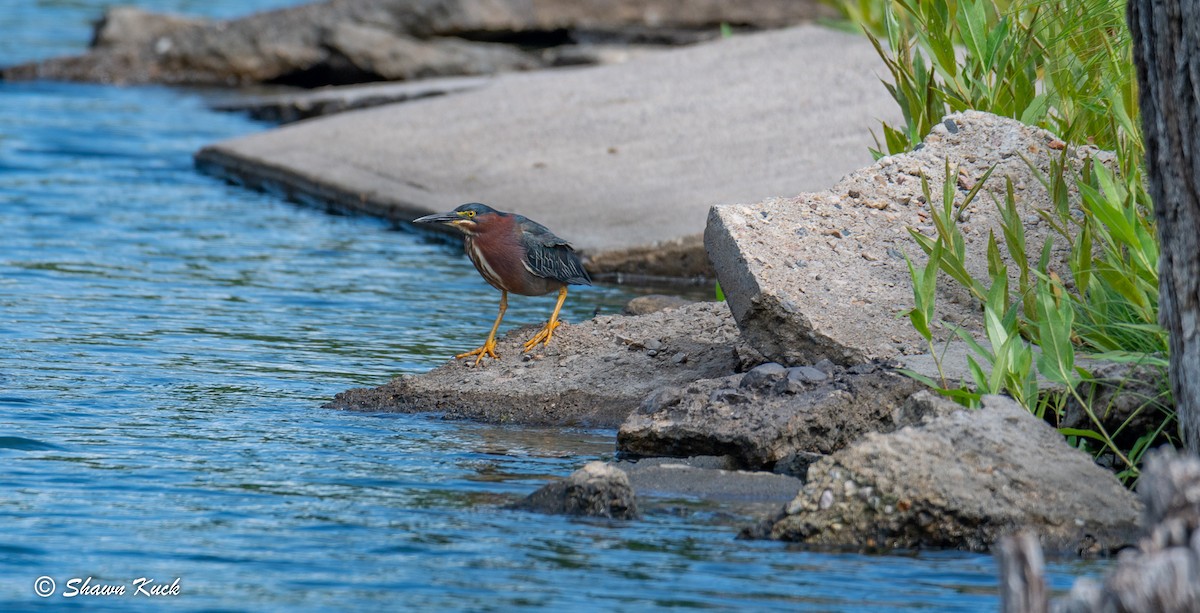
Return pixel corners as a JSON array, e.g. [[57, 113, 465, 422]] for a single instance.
[[510, 461, 639, 519], [2, 0, 833, 86], [772, 450, 826, 480], [739, 362, 787, 390], [621, 294, 693, 315], [193, 25, 897, 278], [783, 365, 827, 392], [706, 111, 1111, 366], [1060, 361, 1172, 451], [769, 395, 1140, 553], [326, 301, 748, 427], [91, 6, 205, 49], [616, 362, 927, 471], [326, 23, 540, 81]]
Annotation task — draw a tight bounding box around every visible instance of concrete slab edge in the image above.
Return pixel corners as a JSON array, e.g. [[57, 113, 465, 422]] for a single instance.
[[194, 145, 714, 280]]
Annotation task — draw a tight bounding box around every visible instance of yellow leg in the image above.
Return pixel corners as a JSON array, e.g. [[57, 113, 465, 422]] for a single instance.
[[457, 291, 507, 366], [523, 286, 568, 353]]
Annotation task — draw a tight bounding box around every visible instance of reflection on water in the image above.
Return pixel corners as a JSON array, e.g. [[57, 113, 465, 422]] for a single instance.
[[0, 1, 1104, 610]]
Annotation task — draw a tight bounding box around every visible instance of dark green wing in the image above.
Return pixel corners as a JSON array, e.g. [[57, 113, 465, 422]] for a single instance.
[[518, 218, 592, 285]]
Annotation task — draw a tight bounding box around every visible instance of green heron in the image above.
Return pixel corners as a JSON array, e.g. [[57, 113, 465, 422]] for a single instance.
[[413, 203, 592, 365]]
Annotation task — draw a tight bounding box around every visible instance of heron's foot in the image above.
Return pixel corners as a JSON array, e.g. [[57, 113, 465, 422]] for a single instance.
[[456, 337, 500, 366], [522, 319, 561, 352]]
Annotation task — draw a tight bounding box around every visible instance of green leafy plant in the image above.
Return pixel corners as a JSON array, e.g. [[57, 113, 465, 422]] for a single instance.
[[823, 0, 1178, 482], [824, 0, 1174, 482], [899, 160, 1165, 478]]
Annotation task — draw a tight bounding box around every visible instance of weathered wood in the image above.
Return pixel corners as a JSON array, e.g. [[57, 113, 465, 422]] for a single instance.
[[1003, 449, 1200, 612], [1128, 0, 1200, 454], [997, 531, 1048, 613]]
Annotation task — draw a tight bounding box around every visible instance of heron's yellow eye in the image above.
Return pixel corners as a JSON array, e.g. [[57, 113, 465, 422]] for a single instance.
[[463, 210, 476, 218]]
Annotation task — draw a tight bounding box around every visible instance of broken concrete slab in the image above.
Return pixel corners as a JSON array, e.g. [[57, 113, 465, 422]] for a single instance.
[[769, 395, 1141, 554], [706, 111, 1107, 366], [617, 456, 803, 506], [325, 301, 758, 427], [2, 0, 833, 86], [617, 362, 926, 472], [193, 25, 897, 278], [209, 76, 491, 123]]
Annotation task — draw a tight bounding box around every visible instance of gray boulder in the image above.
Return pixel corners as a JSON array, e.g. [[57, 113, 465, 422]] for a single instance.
[[770, 395, 1140, 553], [511, 461, 639, 519], [326, 301, 756, 427], [325, 23, 541, 81], [706, 111, 1109, 366], [616, 362, 928, 474], [91, 6, 205, 49], [2, 0, 832, 86]]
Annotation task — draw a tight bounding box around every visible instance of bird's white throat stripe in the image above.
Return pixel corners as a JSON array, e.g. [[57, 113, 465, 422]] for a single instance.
[[466, 238, 504, 288]]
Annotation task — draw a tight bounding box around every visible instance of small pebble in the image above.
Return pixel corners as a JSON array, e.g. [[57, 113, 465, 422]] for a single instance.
[[819, 489, 835, 510]]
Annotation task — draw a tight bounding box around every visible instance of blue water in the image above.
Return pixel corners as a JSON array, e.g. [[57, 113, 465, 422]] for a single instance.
[[0, 1, 1104, 610]]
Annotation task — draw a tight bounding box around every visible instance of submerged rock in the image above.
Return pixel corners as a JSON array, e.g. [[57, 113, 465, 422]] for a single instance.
[[617, 362, 927, 474], [769, 395, 1140, 553], [618, 456, 802, 507], [511, 461, 639, 519]]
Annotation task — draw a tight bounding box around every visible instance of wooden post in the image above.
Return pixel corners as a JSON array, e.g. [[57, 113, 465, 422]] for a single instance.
[[997, 531, 1048, 613]]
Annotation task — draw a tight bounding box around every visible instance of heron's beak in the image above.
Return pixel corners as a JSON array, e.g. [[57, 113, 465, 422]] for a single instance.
[[413, 211, 460, 225]]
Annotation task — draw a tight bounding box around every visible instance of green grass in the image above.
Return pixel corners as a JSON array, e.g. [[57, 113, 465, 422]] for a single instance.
[[823, 0, 1174, 483]]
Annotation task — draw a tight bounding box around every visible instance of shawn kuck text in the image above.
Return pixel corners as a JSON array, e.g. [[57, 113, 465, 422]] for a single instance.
[[48, 576, 182, 598]]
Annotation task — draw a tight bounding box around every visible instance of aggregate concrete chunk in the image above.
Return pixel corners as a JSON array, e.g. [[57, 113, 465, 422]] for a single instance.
[[620, 294, 693, 316], [511, 461, 639, 519], [770, 395, 1141, 553], [326, 302, 752, 427], [192, 25, 897, 277], [616, 362, 927, 472], [706, 111, 1110, 366]]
